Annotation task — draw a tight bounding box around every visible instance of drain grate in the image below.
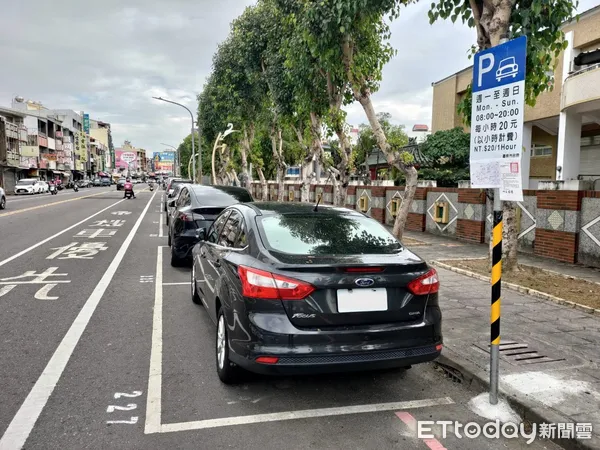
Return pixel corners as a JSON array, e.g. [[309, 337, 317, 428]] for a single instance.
[[480, 340, 565, 365]]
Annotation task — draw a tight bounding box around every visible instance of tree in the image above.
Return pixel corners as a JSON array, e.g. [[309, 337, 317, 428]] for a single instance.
[[419, 128, 470, 187], [428, 0, 577, 271], [286, 0, 421, 239]]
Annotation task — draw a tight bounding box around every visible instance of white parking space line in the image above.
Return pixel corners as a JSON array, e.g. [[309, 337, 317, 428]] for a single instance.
[[0, 199, 125, 268], [145, 246, 166, 434], [158, 212, 163, 238], [0, 192, 157, 450], [158, 398, 454, 433], [162, 282, 190, 286], [144, 247, 454, 435]]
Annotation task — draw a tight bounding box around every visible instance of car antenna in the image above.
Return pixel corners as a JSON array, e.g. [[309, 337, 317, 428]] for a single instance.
[[313, 196, 321, 212]]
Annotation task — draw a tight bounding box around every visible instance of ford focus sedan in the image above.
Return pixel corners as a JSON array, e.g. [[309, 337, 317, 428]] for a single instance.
[[191, 202, 442, 384]]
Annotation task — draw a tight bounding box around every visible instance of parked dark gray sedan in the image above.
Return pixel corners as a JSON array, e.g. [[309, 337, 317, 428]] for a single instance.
[[191, 202, 443, 384]]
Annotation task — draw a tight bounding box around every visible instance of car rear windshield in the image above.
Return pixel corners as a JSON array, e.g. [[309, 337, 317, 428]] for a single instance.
[[258, 214, 402, 255]]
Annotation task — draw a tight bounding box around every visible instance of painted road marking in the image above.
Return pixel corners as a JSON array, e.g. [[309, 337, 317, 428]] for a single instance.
[[0, 192, 157, 450], [145, 246, 164, 434], [0, 200, 125, 269], [396, 411, 447, 450], [158, 212, 164, 238], [162, 282, 190, 286], [158, 398, 454, 434], [144, 246, 454, 434], [140, 276, 154, 284], [0, 191, 111, 217]]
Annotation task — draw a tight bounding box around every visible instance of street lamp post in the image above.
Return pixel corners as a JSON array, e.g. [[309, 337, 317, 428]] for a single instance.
[[152, 97, 200, 183], [160, 143, 179, 176], [212, 124, 237, 185]]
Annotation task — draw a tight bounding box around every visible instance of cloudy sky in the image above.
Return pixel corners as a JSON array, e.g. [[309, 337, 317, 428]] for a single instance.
[[1, 0, 596, 154]]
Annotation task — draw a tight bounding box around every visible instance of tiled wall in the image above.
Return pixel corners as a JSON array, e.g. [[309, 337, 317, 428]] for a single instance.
[[250, 182, 600, 268]]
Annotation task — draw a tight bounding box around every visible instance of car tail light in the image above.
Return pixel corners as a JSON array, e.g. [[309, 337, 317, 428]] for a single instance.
[[407, 268, 440, 296], [343, 267, 384, 273], [435, 344, 443, 351], [255, 356, 279, 364], [238, 266, 315, 300]]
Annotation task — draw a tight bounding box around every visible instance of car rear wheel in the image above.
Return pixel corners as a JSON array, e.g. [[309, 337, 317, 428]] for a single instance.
[[0, 196, 5, 210], [216, 308, 242, 384], [191, 263, 202, 305], [167, 230, 172, 247], [170, 246, 182, 267]]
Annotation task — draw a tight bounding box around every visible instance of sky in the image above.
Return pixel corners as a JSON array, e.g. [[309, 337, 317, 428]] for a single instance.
[[1, 0, 597, 155]]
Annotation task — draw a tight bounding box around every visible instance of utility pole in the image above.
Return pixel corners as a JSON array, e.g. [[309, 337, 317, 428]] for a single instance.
[[152, 97, 196, 182]]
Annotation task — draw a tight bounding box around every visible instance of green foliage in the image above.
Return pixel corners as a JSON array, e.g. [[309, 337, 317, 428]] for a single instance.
[[418, 127, 471, 186], [354, 112, 409, 168], [176, 132, 210, 179], [429, 0, 577, 125]]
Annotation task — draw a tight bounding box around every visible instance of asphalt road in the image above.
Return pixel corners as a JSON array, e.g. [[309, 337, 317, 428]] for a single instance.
[[0, 187, 561, 450]]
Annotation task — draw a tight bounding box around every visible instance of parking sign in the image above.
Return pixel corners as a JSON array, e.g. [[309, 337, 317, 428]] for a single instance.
[[470, 36, 526, 201]]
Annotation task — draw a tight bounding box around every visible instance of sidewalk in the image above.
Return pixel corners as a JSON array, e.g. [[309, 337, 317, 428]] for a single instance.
[[403, 231, 600, 449]]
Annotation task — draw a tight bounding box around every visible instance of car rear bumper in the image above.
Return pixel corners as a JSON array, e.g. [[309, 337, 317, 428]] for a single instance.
[[228, 307, 442, 375], [229, 344, 441, 375], [172, 233, 198, 261]]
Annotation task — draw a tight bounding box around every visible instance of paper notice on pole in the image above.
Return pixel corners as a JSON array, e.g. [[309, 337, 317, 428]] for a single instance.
[[470, 160, 501, 188], [499, 161, 523, 201]]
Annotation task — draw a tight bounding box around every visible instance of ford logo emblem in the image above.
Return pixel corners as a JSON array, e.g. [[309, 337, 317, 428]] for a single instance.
[[355, 278, 375, 287]]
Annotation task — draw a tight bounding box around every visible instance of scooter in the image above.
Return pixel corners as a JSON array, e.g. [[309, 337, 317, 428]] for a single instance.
[[73, 184, 79, 192], [149, 184, 154, 192], [124, 188, 134, 199], [49, 185, 58, 195]]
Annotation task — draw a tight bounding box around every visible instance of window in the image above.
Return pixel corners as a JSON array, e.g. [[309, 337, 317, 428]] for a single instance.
[[235, 220, 248, 249], [218, 210, 243, 248], [531, 144, 552, 157], [581, 136, 600, 147], [207, 211, 230, 244], [175, 188, 187, 207], [258, 214, 402, 255]]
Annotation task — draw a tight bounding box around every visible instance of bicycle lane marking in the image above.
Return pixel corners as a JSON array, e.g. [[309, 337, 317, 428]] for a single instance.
[[0, 198, 125, 268], [0, 191, 157, 450]]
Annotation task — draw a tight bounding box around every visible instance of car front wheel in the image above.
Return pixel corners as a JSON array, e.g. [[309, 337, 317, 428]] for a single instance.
[[191, 262, 202, 305], [216, 308, 242, 384], [0, 196, 5, 210]]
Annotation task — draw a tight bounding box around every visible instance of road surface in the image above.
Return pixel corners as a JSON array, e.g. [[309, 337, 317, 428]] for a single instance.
[[0, 186, 561, 450]]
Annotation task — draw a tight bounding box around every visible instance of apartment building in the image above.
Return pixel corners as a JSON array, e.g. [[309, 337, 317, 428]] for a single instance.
[[431, 5, 600, 190]]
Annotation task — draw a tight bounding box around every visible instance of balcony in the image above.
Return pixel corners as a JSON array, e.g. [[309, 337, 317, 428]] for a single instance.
[[38, 133, 48, 148], [5, 122, 19, 140], [47, 137, 56, 150], [562, 63, 600, 113]]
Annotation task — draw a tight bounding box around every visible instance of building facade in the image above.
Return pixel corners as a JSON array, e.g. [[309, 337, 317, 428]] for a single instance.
[[431, 5, 600, 190]]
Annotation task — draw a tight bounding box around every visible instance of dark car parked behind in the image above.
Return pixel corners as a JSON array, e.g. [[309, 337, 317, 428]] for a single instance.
[[191, 202, 442, 384], [168, 185, 253, 266], [163, 178, 192, 212], [116, 179, 126, 191]]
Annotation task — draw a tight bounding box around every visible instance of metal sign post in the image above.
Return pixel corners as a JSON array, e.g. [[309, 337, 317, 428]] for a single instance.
[[469, 36, 527, 405]]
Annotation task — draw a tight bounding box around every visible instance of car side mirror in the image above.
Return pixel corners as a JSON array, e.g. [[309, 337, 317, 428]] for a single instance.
[[168, 200, 176, 208], [195, 228, 206, 240]]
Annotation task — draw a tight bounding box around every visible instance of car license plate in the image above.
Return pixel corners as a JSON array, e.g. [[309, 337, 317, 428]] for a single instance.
[[337, 288, 387, 313]]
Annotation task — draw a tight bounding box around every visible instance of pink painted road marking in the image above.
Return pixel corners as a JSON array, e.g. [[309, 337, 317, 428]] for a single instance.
[[395, 411, 447, 450]]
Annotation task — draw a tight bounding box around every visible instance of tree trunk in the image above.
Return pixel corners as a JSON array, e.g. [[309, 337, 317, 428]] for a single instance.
[[502, 201, 519, 272], [271, 126, 286, 202], [240, 125, 254, 191], [392, 167, 418, 240], [256, 167, 267, 200], [355, 92, 417, 239]]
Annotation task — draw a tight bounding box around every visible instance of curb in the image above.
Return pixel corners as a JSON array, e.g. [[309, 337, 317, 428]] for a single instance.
[[436, 349, 600, 450], [431, 260, 600, 316]]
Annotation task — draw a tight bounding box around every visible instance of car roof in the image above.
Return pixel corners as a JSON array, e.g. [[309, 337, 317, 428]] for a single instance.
[[240, 201, 364, 217]]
